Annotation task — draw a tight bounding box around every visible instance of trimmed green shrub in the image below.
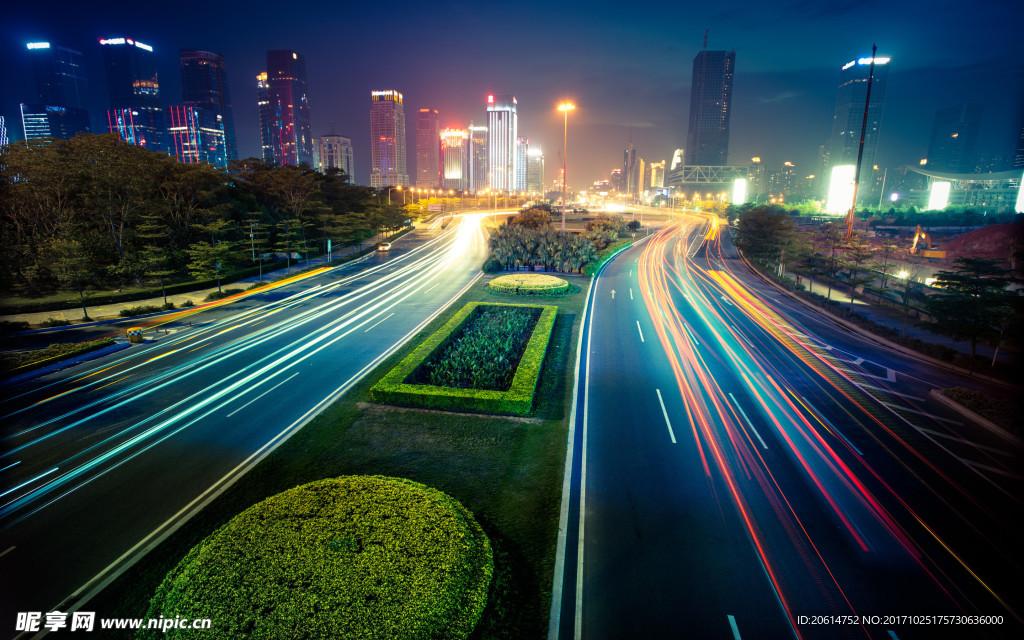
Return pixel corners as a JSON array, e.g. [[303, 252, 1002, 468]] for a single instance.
[[203, 288, 244, 302], [370, 302, 557, 415], [481, 256, 503, 273], [581, 238, 634, 276], [488, 273, 570, 295], [138, 476, 493, 640], [39, 317, 71, 327], [0, 337, 115, 375], [119, 305, 164, 317]]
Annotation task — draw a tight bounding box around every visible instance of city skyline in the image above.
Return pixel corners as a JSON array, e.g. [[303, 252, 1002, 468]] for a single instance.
[[1, 1, 1021, 189]]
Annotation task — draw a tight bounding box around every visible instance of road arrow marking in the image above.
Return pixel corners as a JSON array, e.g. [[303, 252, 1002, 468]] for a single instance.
[[611, 289, 616, 299]]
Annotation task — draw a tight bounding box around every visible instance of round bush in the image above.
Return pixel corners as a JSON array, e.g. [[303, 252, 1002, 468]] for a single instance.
[[488, 273, 570, 295], [140, 476, 493, 640]]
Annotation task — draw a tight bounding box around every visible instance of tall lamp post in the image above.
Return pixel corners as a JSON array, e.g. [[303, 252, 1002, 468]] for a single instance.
[[557, 102, 575, 232]]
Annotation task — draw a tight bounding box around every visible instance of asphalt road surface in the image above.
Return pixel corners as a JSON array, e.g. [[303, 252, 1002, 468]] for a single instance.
[[553, 215, 1021, 640], [0, 214, 491, 636]]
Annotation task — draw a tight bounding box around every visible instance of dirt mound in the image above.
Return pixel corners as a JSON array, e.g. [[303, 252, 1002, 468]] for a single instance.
[[940, 221, 1023, 264]]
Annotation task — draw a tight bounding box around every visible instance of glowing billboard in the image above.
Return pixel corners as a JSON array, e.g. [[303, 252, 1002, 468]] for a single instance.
[[927, 181, 951, 211], [732, 178, 747, 205], [1015, 172, 1024, 214], [26, 42, 50, 49], [825, 165, 856, 214]]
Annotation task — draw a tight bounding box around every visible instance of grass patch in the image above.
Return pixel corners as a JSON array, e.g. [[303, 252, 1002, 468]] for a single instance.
[[0, 337, 116, 376], [371, 302, 556, 415], [940, 387, 1019, 433], [85, 276, 588, 639]]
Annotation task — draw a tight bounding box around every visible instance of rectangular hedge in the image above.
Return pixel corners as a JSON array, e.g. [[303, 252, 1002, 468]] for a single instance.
[[370, 301, 557, 415]]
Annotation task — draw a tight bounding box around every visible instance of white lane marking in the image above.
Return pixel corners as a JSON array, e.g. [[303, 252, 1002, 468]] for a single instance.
[[728, 614, 743, 640], [720, 295, 735, 306], [964, 459, 1023, 480], [629, 288, 634, 300], [636, 321, 645, 343], [854, 383, 924, 401], [852, 357, 865, 365], [914, 426, 1011, 456], [728, 393, 767, 450], [801, 397, 863, 456], [655, 389, 677, 444], [423, 283, 439, 293], [363, 312, 395, 333], [835, 367, 897, 382], [225, 372, 302, 418], [879, 401, 962, 425], [0, 545, 15, 559]]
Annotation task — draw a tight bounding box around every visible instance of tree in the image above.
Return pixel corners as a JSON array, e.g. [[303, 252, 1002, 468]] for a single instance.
[[923, 257, 1014, 359], [815, 223, 847, 302], [186, 240, 235, 294], [841, 235, 877, 305], [734, 206, 799, 274], [509, 207, 551, 229]]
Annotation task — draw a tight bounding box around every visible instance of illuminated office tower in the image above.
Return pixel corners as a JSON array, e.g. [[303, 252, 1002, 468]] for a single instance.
[[319, 134, 354, 181], [926, 104, 982, 173], [823, 54, 890, 196], [166, 105, 227, 167], [671, 148, 685, 171], [649, 160, 665, 188], [21, 104, 91, 140], [0, 117, 8, 146], [515, 137, 528, 191], [24, 41, 90, 140], [624, 141, 639, 195], [527, 145, 544, 193], [487, 94, 517, 191], [370, 90, 408, 188], [416, 108, 440, 188], [440, 128, 469, 191], [100, 37, 164, 152], [263, 50, 313, 166], [256, 72, 272, 161], [469, 124, 488, 191], [180, 49, 237, 161], [686, 49, 735, 166]]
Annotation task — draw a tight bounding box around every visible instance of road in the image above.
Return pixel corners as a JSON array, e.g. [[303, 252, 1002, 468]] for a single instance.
[[0, 213, 492, 634], [553, 214, 1022, 640]]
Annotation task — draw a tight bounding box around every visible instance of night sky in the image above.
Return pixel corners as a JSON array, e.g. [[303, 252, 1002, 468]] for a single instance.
[[2, 0, 1022, 188]]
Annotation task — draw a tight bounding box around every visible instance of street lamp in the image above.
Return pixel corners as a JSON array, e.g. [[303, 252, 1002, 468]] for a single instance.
[[558, 102, 575, 231]]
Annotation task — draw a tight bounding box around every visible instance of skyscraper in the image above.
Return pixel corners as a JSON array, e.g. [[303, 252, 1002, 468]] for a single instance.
[[469, 124, 488, 192], [319, 134, 354, 181], [166, 105, 227, 167], [487, 95, 517, 191], [264, 50, 313, 167], [21, 104, 91, 141], [649, 160, 665, 188], [623, 142, 639, 196], [515, 137, 528, 191], [370, 90, 408, 188], [27, 42, 87, 109], [100, 37, 164, 152], [256, 72, 272, 161], [685, 49, 735, 166], [823, 54, 890, 195], [527, 145, 544, 193], [0, 117, 8, 147], [416, 108, 440, 188], [180, 49, 238, 161], [440, 128, 469, 191], [926, 104, 983, 173]]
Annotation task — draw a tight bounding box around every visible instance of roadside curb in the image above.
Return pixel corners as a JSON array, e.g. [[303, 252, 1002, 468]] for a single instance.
[[929, 389, 1023, 446], [3, 341, 132, 385], [735, 250, 1018, 390]]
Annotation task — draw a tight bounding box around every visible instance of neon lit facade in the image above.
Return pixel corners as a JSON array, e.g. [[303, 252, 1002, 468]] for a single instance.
[[180, 50, 237, 161], [370, 90, 408, 188], [166, 105, 227, 168], [487, 95, 517, 191], [101, 36, 164, 152], [256, 72, 272, 161], [264, 50, 313, 167], [440, 128, 469, 191]]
